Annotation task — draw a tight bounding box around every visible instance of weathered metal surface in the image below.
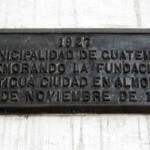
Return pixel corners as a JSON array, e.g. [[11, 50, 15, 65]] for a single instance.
[[0, 29, 150, 113]]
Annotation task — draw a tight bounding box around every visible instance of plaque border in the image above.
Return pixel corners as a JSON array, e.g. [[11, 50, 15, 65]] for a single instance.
[[0, 28, 150, 33]]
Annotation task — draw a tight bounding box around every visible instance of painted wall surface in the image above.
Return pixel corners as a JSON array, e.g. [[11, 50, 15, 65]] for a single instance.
[[0, 0, 150, 150]]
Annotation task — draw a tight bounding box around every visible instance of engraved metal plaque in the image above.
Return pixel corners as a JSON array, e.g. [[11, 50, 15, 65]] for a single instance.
[[1, 29, 150, 113]]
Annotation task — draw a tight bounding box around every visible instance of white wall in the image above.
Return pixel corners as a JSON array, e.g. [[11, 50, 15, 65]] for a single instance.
[[0, 0, 150, 150]]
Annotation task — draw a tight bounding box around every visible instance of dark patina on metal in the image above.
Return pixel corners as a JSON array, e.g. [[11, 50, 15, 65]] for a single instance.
[[1, 29, 150, 114]]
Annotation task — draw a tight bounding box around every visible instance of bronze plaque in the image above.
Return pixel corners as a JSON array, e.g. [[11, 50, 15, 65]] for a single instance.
[[0, 29, 150, 113]]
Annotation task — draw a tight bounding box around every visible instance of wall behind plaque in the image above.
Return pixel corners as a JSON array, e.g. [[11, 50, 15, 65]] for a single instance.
[[0, 0, 150, 150]]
